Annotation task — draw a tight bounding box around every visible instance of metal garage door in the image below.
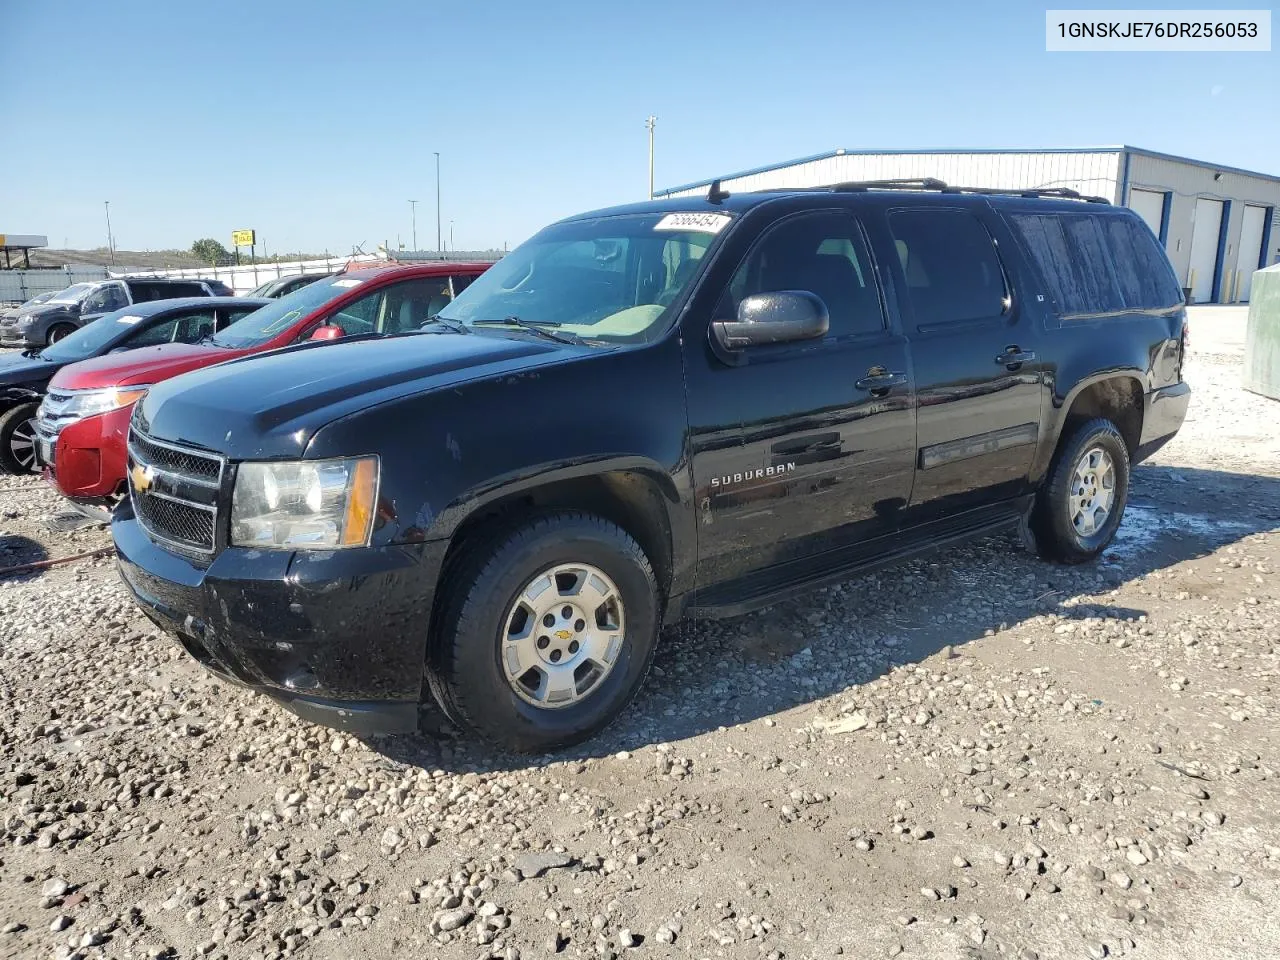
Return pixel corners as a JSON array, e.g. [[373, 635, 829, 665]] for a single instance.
[[1129, 189, 1166, 240], [1188, 197, 1224, 303], [1238, 205, 1268, 302]]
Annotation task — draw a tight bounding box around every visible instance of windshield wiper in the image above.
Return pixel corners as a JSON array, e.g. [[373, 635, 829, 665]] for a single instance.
[[418, 314, 471, 335], [472, 315, 584, 345]]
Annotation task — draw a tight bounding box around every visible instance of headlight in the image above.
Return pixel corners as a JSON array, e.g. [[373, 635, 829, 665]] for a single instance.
[[231, 456, 379, 550], [16, 315, 34, 328], [56, 386, 150, 418]]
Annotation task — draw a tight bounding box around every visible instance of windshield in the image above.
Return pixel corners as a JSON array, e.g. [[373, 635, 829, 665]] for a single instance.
[[247, 279, 277, 297], [209, 275, 362, 348], [38, 308, 145, 362], [437, 212, 726, 343], [49, 283, 94, 304], [23, 292, 55, 307]]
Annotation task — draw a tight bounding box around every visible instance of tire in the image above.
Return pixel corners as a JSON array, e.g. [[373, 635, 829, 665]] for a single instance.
[[46, 323, 76, 343], [1031, 418, 1130, 564], [0, 403, 40, 474], [427, 511, 660, 752]]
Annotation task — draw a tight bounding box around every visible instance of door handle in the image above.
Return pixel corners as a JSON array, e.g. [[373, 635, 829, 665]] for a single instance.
[[996, 348, 1036, 367], [855, 370, 907, 392]]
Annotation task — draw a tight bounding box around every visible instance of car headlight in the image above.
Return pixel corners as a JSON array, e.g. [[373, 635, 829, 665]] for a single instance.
[[56, 386, 150, 418], [231, 456, 379, 549], [16, 315, 34, 328]]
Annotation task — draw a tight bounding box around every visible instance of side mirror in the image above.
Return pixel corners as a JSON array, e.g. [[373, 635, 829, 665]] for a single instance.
[[309, 324, 346, 342], [712, 291, 829, 350]]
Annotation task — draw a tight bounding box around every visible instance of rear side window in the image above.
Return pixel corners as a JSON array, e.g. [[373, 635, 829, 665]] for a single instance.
[[888, 209, 1007, 327], [1010, 212, 1181, 316]]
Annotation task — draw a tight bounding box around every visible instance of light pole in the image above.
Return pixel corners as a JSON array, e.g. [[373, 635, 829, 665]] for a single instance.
[[449, 220, 454, 253], [103, 200, 115, 266], [645, 115, 656, 200], [408, 199, 418, 251], [433, 152, 442, 255]]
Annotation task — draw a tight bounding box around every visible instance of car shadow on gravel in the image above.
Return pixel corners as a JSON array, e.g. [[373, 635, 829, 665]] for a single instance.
[[0, 534, 49, 581], [368, 463, 1280, 772]]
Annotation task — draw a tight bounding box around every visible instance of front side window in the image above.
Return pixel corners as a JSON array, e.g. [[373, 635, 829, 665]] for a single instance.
[[889, 209, 1008, 327], [209, 276, 373, 349], [84, 283, 128, 313], [437, 213, 725, 343], [121, 316, 183, 348], [715, 211, 884, 338], [329, 278, 455, 336]]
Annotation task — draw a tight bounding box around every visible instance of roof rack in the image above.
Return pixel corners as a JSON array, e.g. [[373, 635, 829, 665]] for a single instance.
[[755, 178, 1110, 204]]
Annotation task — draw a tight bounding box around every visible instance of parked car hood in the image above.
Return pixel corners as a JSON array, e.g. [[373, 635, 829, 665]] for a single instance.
[[48, 342, 244, 391], [21, 303, 77, 321], [0, 351, 59, 385], [136, 332, 574, 460]]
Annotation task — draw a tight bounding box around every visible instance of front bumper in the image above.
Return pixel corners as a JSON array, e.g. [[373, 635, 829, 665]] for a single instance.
[[112, 505, 447, 735], [39, 404, 133, 499], [0, 331, 37, 348], [1136, 381, 1191, 463]]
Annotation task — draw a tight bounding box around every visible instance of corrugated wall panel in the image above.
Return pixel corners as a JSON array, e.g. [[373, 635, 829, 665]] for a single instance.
[[665, 151, 1123, 200], [1127, 153, 1280, 300]]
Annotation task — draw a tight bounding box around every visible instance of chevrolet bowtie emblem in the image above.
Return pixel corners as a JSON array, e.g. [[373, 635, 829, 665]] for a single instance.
[[131, 462, 154, 493], [555, 629, 573, 641]]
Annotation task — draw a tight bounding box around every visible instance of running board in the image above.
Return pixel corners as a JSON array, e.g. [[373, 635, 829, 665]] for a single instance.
[[687, 499, 1030, 620]]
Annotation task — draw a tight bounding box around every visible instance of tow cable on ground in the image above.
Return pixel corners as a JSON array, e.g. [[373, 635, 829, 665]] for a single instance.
[[0, 546, 116, 579]]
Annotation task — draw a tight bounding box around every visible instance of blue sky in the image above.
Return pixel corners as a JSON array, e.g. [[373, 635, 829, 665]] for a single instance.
[[2, 0, 1274, 254]]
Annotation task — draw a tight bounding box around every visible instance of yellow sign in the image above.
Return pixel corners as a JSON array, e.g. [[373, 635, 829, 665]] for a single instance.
[[231, 229, 256, 247]]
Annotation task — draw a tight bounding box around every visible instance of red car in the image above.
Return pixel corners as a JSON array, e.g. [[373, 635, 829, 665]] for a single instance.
[[37, 261, 491, 517]]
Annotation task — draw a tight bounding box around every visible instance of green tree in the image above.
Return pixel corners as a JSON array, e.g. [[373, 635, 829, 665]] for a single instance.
[[191, 238, 231, 265]]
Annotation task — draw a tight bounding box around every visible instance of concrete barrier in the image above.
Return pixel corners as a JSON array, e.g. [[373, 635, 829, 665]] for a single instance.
[[1243, 263, 1280, 401]]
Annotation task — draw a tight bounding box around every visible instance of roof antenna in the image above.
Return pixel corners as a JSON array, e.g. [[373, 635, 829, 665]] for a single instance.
[[707, 179, 730, 204]]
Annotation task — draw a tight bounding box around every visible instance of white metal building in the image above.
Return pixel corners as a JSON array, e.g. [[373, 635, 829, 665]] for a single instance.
[[658, 147, 1280, 304]]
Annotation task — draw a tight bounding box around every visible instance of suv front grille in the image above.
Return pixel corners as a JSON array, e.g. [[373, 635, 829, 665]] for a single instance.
[[135, 492, 215, 550], [129, 431, 222, 481], [128, 428, 226, 557]]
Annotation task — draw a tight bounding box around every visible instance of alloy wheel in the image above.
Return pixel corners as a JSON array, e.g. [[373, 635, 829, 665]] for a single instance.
[[500, 562, 626, 708]]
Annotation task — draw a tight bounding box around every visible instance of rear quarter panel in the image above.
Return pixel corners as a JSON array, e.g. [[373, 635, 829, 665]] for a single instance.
[[1030, 309, 1185, 482]]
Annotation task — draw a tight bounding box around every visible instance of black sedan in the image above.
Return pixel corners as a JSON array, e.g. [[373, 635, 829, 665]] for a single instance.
[[0, 296, 268, 473]]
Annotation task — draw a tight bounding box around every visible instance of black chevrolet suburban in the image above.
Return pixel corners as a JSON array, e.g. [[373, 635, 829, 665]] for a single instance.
[[112, 180, 1190, 751]]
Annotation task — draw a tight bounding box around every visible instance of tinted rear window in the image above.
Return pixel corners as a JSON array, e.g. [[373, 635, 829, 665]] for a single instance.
[[1010, 212, 1182, 316]]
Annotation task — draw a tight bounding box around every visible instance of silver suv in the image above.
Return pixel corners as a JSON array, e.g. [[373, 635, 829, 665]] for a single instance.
[[0, 277, 226, 348]]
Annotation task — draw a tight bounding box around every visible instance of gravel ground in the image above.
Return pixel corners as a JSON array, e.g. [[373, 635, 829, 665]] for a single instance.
[[2, 329, 1278, 960]]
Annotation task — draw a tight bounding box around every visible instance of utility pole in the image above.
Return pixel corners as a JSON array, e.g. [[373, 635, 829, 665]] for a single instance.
[[449, 220, 454, 253], [645, 115, 656, 200], [408, 199, 418, 251], [103, 201, 115, 266], [434, 152, 442, 256]]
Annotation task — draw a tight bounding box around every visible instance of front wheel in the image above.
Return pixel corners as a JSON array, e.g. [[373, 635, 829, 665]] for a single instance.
[[1031, 418, 1131, 564], [0, 402, 40, 474], [427, 511, 660, 752], [46, 323, 77, 343]]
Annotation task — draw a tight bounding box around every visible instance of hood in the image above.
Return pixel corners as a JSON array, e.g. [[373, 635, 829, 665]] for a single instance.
[[23, 303, 79, 321], [48, 342, 239, 391], [0, 350, 59, 387], [137, 332, 575, 459]]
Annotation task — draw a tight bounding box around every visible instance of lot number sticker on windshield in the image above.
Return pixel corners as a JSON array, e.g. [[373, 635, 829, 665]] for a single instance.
[[654, 212, 732, 234], [331, 278, 364, 288], [116, 315, 143, 325]]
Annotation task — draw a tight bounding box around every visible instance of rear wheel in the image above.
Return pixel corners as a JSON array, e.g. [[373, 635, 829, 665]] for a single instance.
[[427, 511, 660, 752], [46, 323, 76, 343], [0, 403, 40, 474], [1031, 418, 1130, 563]]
